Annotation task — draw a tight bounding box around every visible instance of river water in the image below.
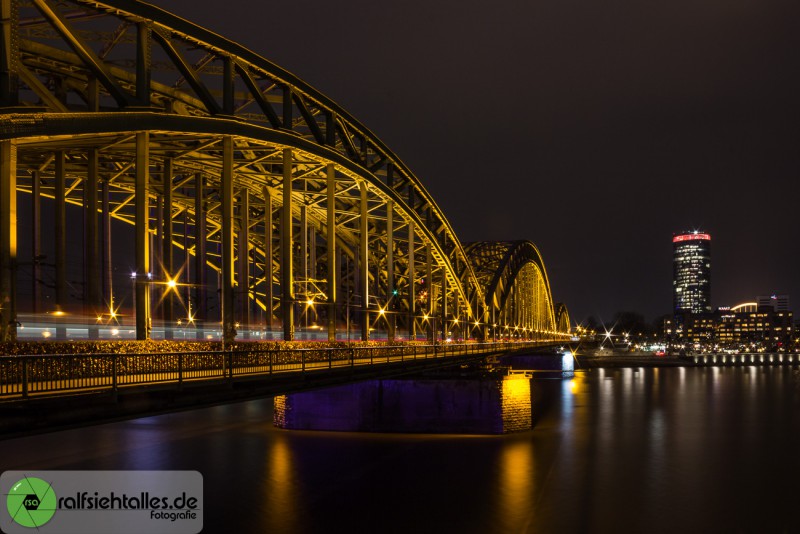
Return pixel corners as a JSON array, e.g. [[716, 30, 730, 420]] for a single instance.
[[2, 365, 799, 533]]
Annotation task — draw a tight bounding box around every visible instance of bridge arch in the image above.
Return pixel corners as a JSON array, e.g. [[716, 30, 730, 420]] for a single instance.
[[554, 303, 571, 335], [464, 241, 569, 341], [0, 0, 565, 343]]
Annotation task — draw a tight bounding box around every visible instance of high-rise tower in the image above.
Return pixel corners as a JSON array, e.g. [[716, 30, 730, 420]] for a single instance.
[[673, 231, 711, 314]]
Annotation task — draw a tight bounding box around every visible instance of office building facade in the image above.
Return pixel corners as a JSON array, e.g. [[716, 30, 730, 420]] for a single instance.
[[673, 231, 712, 314]]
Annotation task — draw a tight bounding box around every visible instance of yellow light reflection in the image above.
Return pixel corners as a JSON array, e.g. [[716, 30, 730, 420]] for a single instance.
[[497, 441, 534, 529], [501, 374, 532, 433], [265, 433, 296, 530]]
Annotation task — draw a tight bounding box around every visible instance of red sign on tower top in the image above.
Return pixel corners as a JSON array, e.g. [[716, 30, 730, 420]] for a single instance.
[[673, 233, 711, 243]]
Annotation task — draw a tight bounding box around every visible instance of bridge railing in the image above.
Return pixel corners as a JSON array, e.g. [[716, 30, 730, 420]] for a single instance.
[[0, 341, 548, 399]]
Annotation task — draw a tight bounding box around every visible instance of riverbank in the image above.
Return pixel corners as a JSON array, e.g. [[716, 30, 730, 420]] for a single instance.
[[576, 353, 688, 368]]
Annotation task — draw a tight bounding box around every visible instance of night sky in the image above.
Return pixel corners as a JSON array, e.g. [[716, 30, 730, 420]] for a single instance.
[[164, 0, 800, 325]]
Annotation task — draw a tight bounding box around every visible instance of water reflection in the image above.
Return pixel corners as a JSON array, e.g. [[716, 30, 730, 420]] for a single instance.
[[1, 367, 800, 532], [262, 435, 297, 532], [495, 439, 534, 531]]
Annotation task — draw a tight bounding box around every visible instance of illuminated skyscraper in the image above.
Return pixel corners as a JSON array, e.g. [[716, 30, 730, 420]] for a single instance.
[[673, 231, 711, 314]]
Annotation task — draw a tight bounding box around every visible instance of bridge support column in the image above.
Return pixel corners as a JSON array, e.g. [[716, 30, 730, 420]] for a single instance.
[[426, 243, 433, 342], [281, 148, 294, 341], [135, 132, 151, 340], [85, 148, 100, 339], [326, 163, 336, 342], [55, 151, 66, 339], [31, 170, 40, 314], [102, 178, 112, 318], [134, 132, 151, 339], [407, 220, 415, 341], [162, 158, 174, 339], [0, 140, 16, 342], [238, 187, 250, 339], [53, 152, 67, 340], [194, 173, 206, 339], [300, 184, 307, 333], [263, 186, 273, 333], [441, 266, 448, 342], [386, 199, 395, 342], [359, 181, 369, 341], [221, 135, 235, 344]]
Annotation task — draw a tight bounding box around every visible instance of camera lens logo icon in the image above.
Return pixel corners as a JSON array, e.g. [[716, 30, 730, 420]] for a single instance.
[[6, 477, 57, 528]]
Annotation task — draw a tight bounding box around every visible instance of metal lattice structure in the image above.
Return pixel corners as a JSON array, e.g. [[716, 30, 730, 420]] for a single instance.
[[464, 241, 565, 341], [0, 0, 571, 343]]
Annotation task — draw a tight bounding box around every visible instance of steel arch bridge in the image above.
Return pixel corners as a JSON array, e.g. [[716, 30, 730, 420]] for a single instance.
[[0, 0, 571, 344]]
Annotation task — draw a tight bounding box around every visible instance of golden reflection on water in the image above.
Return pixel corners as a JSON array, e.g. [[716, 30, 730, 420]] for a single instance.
[[497, 439, 535, 527]]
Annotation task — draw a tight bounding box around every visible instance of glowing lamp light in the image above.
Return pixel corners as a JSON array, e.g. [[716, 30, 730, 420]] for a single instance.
[[167, 279, 177, 289], [41, 330, 51, 338], [306, 299, 314, 306], [378, 307, 386, 316], [110, 328, 119, 336], [562, 350, 575, 368]]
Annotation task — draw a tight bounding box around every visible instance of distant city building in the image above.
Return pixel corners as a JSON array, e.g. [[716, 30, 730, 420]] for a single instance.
[[682, 315, 716, 344], [716, 300, 793, 350], [673, 231, 712, 314], [756, 294, 790, 312]]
